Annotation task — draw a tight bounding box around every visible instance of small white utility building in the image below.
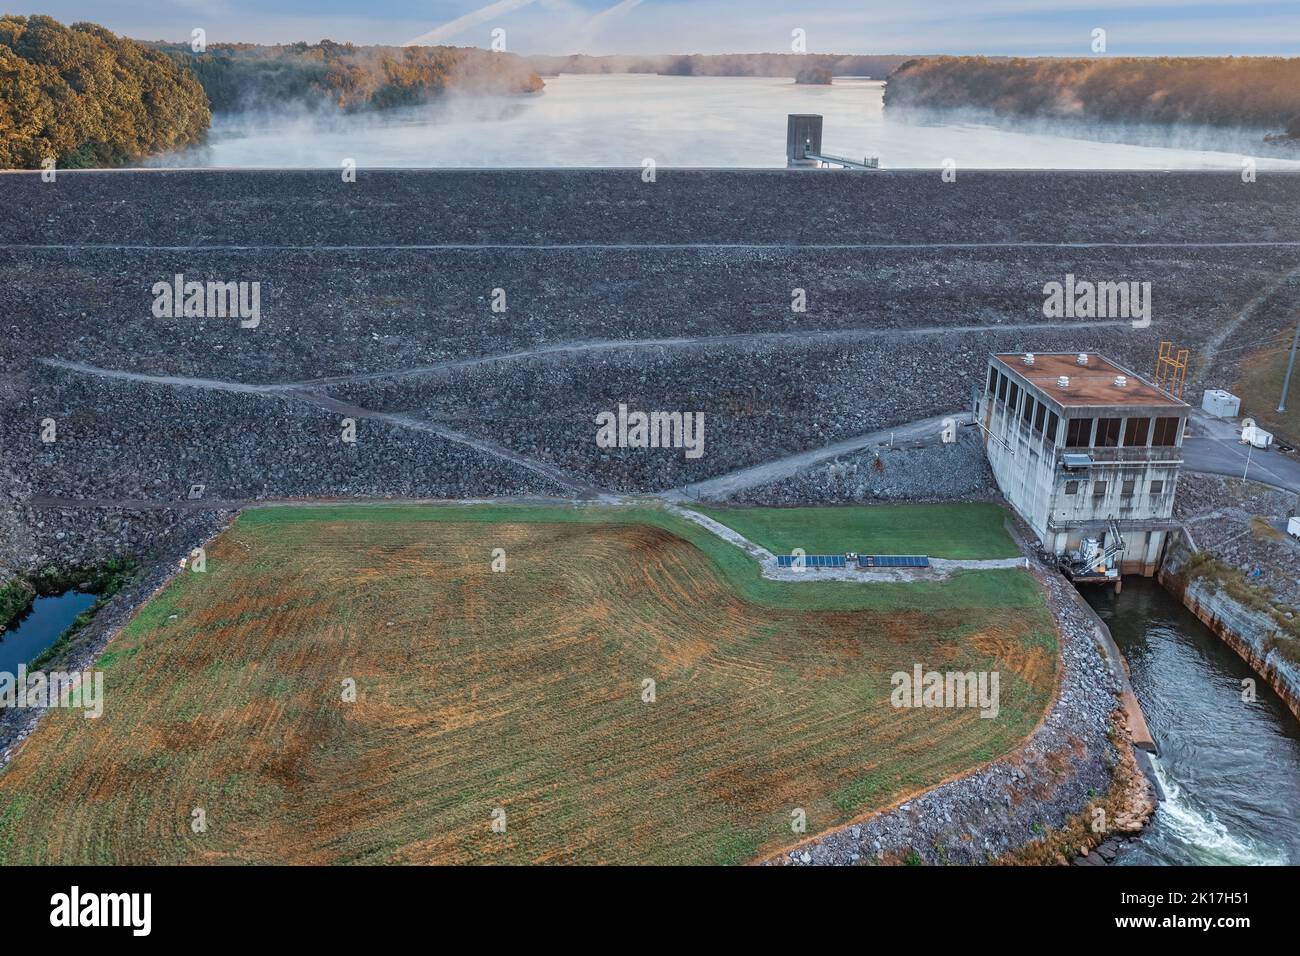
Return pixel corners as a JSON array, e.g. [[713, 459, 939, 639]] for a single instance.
[[1201, 389, 1241, 418]]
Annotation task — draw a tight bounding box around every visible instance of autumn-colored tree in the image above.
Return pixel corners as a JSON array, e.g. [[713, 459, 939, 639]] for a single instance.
[[166, 41, 544, 113], [884, 56, 1300, 138], [0, 15, 209, 169]]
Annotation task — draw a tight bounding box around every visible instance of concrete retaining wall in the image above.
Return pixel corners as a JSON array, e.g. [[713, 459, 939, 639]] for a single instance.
[[1160, 532, 1300, 721]]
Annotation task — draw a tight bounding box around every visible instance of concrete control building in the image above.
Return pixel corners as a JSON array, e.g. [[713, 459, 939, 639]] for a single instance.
[[976, 352, 1189, 578]]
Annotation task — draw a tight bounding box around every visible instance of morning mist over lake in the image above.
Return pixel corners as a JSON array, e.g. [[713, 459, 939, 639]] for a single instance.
[[150, 74, 1300, 170]]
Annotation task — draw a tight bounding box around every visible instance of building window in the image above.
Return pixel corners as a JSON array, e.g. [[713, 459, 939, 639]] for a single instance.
[[1095, 418, 1122, 448], [1124, 417, 1151, 447], [1008, 382, 1019, 412], [1152, 417, 1182, 447], [988, 366, 998, 395], [1065, 480, 1079, 495], [1066, 417, 1093, 447], [1033, 403, 1047, 434], [1150, 480, 1164, 495], [1121, 479, 1136, 497], [1092, 480, 1108, 497], [1022, 396, 1035, 424], [997, 373, 1008, 404], [1046, 411, 1059, 443]]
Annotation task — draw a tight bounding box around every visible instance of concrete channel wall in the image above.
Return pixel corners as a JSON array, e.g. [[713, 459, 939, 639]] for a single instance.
[[1160, 531, 1300, 721]]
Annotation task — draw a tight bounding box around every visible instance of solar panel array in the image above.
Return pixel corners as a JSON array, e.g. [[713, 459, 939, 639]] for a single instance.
[[775, 554, 931, 569], [858, 555, 930, 568], [776, 554, 846, 569]]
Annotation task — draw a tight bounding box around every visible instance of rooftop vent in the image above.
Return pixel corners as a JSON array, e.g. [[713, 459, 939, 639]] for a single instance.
[[1114, 375, 1128, 388], [1023, 353, 1036, 366], [1057, 375, 1070, 389], [1076, 352, 1089, 366]]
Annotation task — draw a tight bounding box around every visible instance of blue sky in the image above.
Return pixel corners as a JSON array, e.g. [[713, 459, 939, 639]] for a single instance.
[[12, 1, 1300, 54]]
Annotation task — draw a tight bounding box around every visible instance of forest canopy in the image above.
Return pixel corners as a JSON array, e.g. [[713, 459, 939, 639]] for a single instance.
[[884, 56, 1300, 138], [161, 41, 545, 112], [0, 15, 209, 169]]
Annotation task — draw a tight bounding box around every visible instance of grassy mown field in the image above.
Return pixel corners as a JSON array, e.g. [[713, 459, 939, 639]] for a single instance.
[[0, 503, 1055, 865], [693, 502, 1022, 559]]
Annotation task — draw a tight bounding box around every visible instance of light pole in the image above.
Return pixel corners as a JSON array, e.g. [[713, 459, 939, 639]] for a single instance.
[[1279, 314, 1300, 413]]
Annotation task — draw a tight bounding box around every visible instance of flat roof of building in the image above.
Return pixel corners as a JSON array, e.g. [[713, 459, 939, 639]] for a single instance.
[[993, 352, 1188, 410]]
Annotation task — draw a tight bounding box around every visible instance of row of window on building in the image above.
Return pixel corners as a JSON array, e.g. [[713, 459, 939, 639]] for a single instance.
[[987, 367, 1183, 449], [1063, 477, 1167, 498]]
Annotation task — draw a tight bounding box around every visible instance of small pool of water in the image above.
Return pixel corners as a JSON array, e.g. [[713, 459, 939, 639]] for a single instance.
[[0, 591, 96, 673]]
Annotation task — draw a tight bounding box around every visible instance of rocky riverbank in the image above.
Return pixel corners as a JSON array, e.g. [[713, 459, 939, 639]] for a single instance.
[[1175, 473, 1300, 608]]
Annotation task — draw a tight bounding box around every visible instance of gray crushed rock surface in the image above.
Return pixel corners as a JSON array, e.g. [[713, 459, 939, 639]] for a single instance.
[[1176, 472, 1300, 608], [730, 427, 996, 504]]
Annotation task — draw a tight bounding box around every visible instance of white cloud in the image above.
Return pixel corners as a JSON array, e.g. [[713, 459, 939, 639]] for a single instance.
[[405, 0, 538, 46], [587, 0, 646, 30]]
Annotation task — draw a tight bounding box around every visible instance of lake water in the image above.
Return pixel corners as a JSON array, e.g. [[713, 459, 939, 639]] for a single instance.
[[1087, 579, 1300, 865], [0, 591, 96, 673], [151, 74, 1300, 171]]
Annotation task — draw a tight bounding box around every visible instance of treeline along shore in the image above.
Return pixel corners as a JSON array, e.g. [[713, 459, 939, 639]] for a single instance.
[[165, 39, 545, 113], [524, 52, 913, 78], [884, 56, 1300, 139]]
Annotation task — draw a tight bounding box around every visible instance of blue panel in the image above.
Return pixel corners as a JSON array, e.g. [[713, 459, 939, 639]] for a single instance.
[[859, 554, 930, 568], [779, 554, 860, 569]]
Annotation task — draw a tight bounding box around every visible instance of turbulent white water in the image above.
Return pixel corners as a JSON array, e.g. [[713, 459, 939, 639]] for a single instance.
[[149, 74, 1300, 170], [1148, 758, 1288, 866]]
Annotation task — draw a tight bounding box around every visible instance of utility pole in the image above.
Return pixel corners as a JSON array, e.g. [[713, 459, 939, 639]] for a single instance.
[[1279, 314, 1300, 413], [1243, 439, 1254, 481]]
